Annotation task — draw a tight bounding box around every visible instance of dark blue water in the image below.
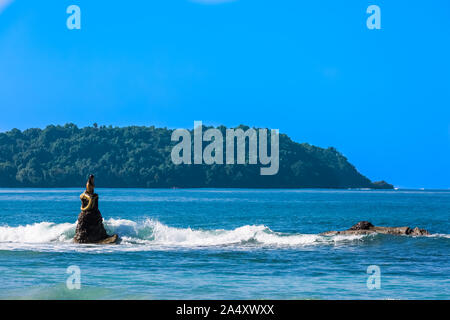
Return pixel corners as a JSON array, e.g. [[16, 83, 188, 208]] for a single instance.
[[0, 189, 448, 299]]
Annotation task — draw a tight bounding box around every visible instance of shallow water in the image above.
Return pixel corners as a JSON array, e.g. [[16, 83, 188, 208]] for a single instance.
[[0, 188, 449, 299]]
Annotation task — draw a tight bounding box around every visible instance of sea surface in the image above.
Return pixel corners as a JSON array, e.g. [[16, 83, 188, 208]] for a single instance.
[[0, 188, 448, 300]]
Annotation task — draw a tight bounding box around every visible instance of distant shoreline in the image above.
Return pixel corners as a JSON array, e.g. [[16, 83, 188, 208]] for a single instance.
[[0, 187, 448, 192], [0, 124, 392, 190]]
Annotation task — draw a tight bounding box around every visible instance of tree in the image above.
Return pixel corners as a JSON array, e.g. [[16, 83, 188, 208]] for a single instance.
[[0, 124, 391, 189]]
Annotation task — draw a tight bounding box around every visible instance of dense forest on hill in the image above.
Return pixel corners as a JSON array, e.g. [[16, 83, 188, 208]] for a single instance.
[[0, 124, 392, 189]]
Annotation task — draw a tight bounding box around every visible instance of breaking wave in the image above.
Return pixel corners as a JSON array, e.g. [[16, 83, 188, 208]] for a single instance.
[[0, 218, 447, 252], [0, 221, 75, 243]]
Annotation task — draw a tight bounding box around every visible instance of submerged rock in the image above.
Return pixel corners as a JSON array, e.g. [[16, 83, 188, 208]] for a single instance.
[[74, 175, 118, 244], [320, 221, 430, 236]]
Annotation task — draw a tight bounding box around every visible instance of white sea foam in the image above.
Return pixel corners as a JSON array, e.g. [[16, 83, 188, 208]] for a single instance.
[[103, 219, 369, 247], [428, 233, 450, 239], [0, 218, 445, 252], [0, 222, 75, 243]]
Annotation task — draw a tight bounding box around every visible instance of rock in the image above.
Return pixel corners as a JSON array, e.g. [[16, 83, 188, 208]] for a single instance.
[[74, 175, 118, 244], [372, 180, 394, 189], [409, 227, 430, 236], [320, 221, 430, 236], [371, 226, 411, 235], [96, 234, 119, 244], [320, 230, 376, 236], [349, 221, 374, 230]]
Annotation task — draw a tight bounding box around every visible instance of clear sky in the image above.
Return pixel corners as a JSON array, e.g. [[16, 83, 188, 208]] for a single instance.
[[0, 0, 449, 189]]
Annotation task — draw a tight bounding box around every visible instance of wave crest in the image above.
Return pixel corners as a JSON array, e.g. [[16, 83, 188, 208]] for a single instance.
[[2, 218, 446, 251], [105, 219, 325, 246], [0, 222, 75, 243], [0, 218, 370, 248]]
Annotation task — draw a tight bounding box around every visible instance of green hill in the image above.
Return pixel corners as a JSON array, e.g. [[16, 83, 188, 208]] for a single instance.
[[0, 124, 393, 189]]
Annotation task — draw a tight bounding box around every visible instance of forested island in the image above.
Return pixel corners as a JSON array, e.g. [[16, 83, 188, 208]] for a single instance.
[[0, 124, 393, 189]]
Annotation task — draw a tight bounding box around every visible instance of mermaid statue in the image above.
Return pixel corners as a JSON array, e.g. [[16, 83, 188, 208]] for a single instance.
[[74, 175, 118, 244]]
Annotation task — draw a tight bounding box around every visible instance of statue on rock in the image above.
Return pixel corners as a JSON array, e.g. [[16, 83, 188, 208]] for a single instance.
[[74, 175, 118, 244]]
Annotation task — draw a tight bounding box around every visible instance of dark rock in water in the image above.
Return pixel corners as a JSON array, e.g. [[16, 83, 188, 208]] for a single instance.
[[74, 175, 118, 244], [74, 205, 107, 243], [349, 221, 374, 230], [96, 234, 119, 244], [320, 221, 430, 236], [409, 227, 430, 236]]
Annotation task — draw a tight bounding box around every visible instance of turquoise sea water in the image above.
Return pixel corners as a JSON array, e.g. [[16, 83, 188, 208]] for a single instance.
[[0, 188, 448, 300]]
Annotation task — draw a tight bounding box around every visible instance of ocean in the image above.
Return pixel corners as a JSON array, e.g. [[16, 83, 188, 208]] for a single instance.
[[0, 188, 448, 300]]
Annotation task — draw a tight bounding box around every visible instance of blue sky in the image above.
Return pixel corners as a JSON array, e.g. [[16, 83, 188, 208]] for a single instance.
[[0, 0, 449, 188]]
